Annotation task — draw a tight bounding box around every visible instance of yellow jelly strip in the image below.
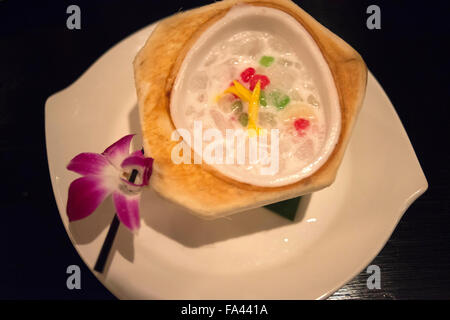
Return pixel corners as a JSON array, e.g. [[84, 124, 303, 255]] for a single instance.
[[248, 81, 261, 136], [232, 80, 252, 102], [216, 87, 241, 102], [224, 86, 243, 100], [216, 81, 252, 103]]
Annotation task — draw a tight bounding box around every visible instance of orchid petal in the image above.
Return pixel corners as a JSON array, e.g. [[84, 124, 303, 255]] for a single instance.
[[120, 155, 153, 187], [67, 153, 110, 176], [121, 155, 150, 168], [67, 175, 115, 221], [102, 134, 135, 169], [130, 149, 145, 158], [112, 191, 140, 231]]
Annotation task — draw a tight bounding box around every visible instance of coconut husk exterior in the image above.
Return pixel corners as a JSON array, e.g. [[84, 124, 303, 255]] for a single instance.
[[133, 0, 367, 219]]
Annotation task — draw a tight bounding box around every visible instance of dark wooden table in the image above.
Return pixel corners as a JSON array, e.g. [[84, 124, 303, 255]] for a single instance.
[[1, 0, 449, 299]]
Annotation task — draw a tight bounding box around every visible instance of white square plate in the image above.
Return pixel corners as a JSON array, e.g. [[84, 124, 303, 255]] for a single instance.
[[45, 23, 427, 299]]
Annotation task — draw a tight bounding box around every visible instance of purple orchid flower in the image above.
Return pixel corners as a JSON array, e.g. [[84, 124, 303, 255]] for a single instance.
[[66, 134, 153, 231]]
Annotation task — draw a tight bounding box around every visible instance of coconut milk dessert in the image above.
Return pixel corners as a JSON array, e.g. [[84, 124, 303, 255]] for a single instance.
[[171, 5, 341, 187]]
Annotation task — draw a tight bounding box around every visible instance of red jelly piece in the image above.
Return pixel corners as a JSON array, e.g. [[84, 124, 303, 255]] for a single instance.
[[294, 118, 310, 133], [249, 74, 270, 90], [240, 67, 256, 83]]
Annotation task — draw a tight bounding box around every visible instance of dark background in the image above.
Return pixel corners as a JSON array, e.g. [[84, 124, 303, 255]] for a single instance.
[[0, 0, 449, 299]]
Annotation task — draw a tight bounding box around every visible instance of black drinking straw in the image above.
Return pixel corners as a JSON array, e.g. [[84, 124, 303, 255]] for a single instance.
[[94, 168, 139, 273]]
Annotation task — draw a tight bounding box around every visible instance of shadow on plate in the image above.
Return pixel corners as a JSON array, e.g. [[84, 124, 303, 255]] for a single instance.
[[128, 103, 143, 151], [140, 188, 311, 248], [68, 195, 135, 272]]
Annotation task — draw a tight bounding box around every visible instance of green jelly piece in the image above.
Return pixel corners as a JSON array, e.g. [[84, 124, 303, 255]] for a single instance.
[[231, 100, 243, 113], [269, 91, 290, 109], [265, 196, 302, 221], [260, 90, 267, 107], [239, 113, 249, 127], [278, 95, 290, 109], [259, 55, 275, 67]]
